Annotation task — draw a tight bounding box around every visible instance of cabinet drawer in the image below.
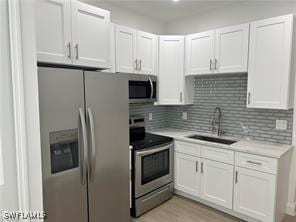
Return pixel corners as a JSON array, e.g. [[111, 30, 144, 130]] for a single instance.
[[201, 146, 234, 164], [175, 141, 201, 157], [235, 152, 277, 174]]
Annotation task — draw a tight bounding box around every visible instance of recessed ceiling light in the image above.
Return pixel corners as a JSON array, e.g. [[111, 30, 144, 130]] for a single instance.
[[172, 0, 180, 2]]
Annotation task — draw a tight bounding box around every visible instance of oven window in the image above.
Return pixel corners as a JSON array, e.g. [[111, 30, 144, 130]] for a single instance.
[[141, 149, 169, 185]]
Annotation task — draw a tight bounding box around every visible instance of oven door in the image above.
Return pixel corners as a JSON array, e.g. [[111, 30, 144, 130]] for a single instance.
[[129, 76, 157, 104], [135, 142, 173, 198]]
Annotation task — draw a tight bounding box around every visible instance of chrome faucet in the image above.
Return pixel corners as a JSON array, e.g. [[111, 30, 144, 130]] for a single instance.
[[210, 107, 222, 136]]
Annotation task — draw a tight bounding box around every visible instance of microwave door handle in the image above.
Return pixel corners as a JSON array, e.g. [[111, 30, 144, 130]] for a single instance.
[[136, 143, 171, 156], [148, 77, 153, 99]]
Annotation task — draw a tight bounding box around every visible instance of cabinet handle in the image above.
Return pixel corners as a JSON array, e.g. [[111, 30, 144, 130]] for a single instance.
[[248, 92, 251, 104], [75, 44, 79, 60], [180, 92, 183, 103], [134, 59, 138, 70], [235, 171, 238, 184], [246, 160, 262, 165], [209, 59, 213, 70], [67, 42, 71, 59], [214, 59, 218, 70], [196, 161, 198, 172], [201, 162, 204, 174], [139, 60, 142, 71]]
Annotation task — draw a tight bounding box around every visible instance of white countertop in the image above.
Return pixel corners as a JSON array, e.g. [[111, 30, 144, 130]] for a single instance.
[[150, 128, 293, 159]]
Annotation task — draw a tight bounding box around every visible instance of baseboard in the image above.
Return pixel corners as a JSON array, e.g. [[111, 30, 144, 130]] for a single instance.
[[286, 202, 296, 216]]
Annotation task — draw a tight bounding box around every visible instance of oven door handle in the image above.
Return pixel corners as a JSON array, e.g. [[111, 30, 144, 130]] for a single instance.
[[136, 143, 172, 156]]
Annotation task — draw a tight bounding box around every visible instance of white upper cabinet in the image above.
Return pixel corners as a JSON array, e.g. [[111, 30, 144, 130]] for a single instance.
[[175, 152, 200, 197], [35, 0, 72, 64], [137, 31, 157, 75], [115, 25, 137, 73], [159, 36, 184, 105], [247, 14, 294, 109], [71, 1, 110, 68], [158, 36, 194, 105], [215, 24, 249, 74], [200, 159, 234, 209], [107, 23, 116, 73], [185, 24, 249, 75], [233, 167, 276, 222], [35, 0, 111, 69], [185, 31, 215, 75], [115, 25, 157, 75]]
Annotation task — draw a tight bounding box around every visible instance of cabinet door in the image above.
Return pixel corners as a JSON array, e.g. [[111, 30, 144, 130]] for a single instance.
[[159, 36, 184, 105], [105, 23, 116, 73], [136, 31, 157, 75], [185, 31, 215, 75], [247, 14, 293, 109], [35, 0, 72, 64], [115, 25, 137, 73], [215, 24, 249, 74], [71, 1, 110, 69], [200, 159, 233, 209], [233, 167, 276, 222], [175, 152, 200, 197]]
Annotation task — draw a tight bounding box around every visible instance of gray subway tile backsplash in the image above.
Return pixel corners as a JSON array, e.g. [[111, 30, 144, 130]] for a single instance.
[[130, 73, 293, 145]]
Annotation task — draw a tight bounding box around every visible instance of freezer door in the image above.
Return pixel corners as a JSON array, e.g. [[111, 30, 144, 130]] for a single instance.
[[38, 67, 88, 222], [84, 72, 130, 222]]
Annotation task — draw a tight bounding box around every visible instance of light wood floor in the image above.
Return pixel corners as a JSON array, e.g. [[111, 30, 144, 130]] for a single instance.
[[132, 195, 296, 222]]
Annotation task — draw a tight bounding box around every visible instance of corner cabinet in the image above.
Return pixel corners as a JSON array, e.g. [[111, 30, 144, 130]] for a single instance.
[[247, 14, 294, 109], [158, 36, 194, 105], [185, 24, 249, 75], [115, 25, 157, 75], [35, 0, 111, 69]]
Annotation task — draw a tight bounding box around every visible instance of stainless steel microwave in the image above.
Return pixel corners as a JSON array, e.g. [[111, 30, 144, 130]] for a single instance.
[[129, 75, 157, 104]]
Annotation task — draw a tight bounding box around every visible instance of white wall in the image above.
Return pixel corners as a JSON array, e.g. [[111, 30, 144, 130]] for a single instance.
[[166, 2, 296, 34], [0, 0, 19, 211], [80, 1, 167, 34]]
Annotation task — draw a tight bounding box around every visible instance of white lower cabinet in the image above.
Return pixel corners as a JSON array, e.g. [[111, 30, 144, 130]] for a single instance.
[[200, 159, 234, 209], [174, 152, 200, 197], [233, 167, 276, 222], [173, 140, 289, 222]]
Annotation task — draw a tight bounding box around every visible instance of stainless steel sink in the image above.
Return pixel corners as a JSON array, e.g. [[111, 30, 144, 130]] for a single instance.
[[187, 134, 237, 145]]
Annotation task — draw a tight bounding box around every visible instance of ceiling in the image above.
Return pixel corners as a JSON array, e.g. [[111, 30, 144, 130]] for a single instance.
[[85, 0, 239, 22]]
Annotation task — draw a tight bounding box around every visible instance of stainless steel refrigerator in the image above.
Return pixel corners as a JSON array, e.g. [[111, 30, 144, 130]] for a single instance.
[[38, 67, 130, 222]]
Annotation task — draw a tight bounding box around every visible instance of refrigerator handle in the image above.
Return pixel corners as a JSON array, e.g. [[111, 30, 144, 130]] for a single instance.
[[79, 108, 88, 185], [87, 108, 96, 183]]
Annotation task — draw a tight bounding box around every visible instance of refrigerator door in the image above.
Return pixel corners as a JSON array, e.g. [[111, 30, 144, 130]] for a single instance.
[[84, 71, 130, 222], [38, 67, 88, 222]]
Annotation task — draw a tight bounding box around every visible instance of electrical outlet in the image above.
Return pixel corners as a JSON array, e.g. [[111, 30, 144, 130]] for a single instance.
[[276, 120, 287, 130], [149, 113, 153, 121], [182, 112, 187, 120]]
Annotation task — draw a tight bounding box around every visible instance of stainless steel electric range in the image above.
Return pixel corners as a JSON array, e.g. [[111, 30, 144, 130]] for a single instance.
[[130, 116, 174, 217]]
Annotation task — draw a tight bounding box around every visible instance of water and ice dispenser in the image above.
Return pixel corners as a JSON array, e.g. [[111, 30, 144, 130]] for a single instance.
[[49, 129, 79, 174]]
